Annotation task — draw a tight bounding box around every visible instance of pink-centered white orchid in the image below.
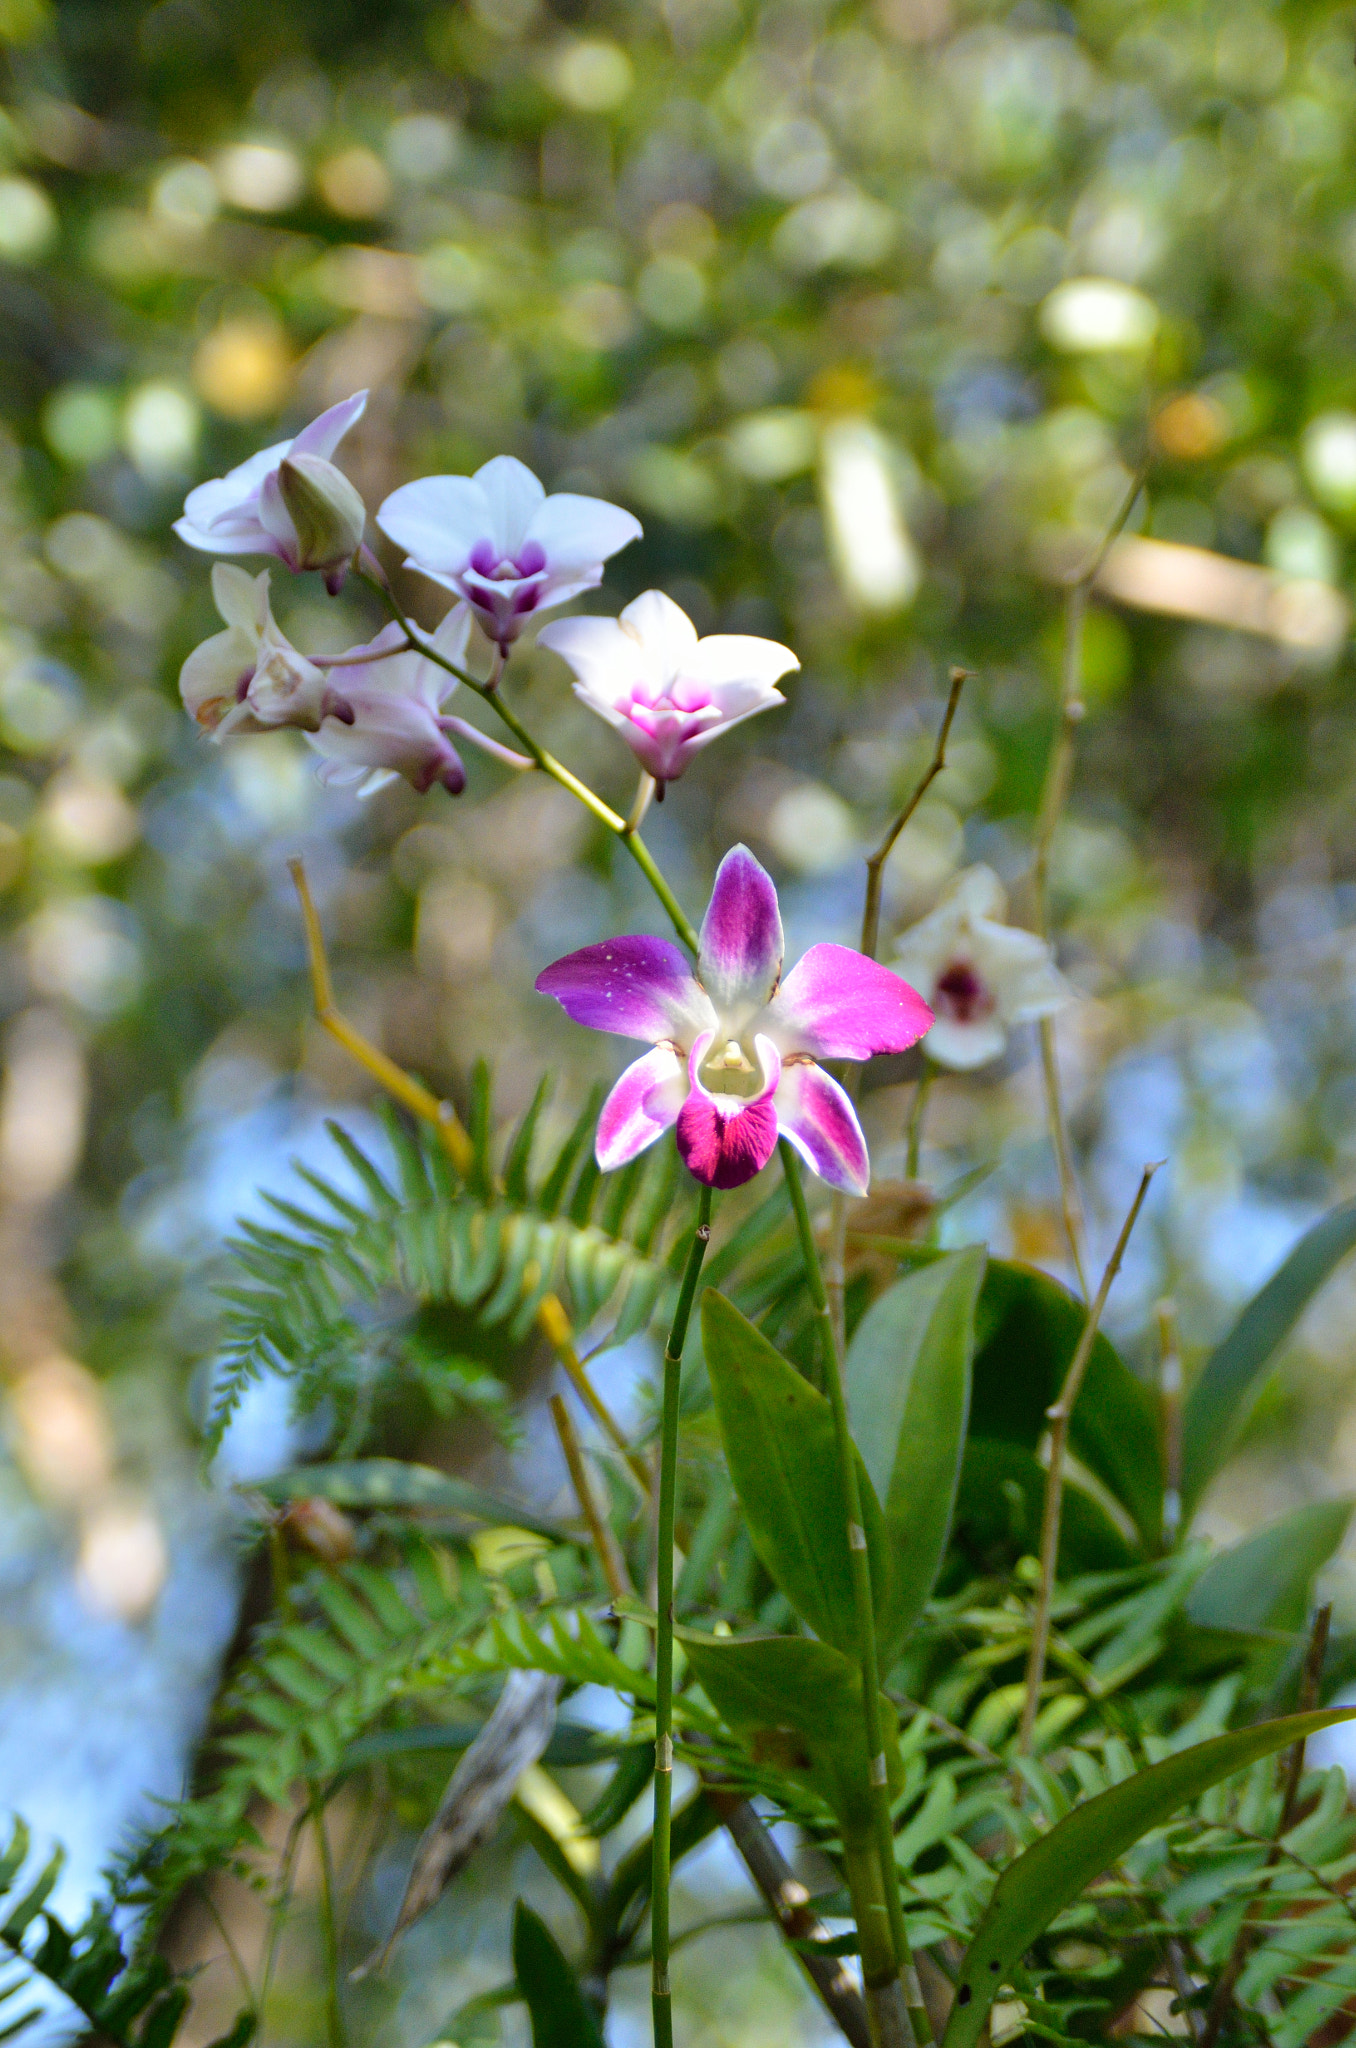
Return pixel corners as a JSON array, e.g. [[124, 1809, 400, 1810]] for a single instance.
[[179, 563, 354, 738], [174, 391, 368, 593], [376, 455, 641, 651], [538, 590, 796, 790], [305, 604, 529, 799], [891, 864, 1070, 1071], [536, 846, 933, 1193]]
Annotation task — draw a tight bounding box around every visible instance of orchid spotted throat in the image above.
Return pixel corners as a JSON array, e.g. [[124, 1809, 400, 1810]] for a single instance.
[[536, 846, 933, 1192]]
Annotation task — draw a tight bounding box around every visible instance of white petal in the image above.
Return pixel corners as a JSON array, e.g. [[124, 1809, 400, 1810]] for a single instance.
[[686, 632, 799, 691], [290, 390, 367, 462], [538, 616, 656, 703], [618, 590, 699, 672], [524, 491, 642, 571], [210, 562, 269, 638], [473, 455, 545, 554], [377, 476, 493, 572], [923, 1015, 1008, 1071]]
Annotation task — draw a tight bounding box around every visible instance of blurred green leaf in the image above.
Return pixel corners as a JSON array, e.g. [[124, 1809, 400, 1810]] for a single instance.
[[942, 1707, 1356, 2048], [252, 1458, 564, 1540], [1185, 1498, 1353, 1637], [1180, 1199, 1356, 1525], [701, 1290, 887, 1656], [953, 1438, 1139, 1575], [683, 1632, 899, 1845], [511, 1901, 605, 2048], [846, 1247, 984, 1662], [971, 1261, 1162, 1549]]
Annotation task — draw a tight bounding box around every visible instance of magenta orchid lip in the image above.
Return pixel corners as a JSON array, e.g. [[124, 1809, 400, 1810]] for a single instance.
[[535, 843, 933, 1193]]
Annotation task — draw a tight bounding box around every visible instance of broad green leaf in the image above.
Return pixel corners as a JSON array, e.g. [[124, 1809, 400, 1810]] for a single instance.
[[970, 1259, 1161, 1548], [846, 1248, 984, 1660], [251, 1459, 563, 1540], [683, 1633, 900, 1845], [701, 1290, 888, 1656], [941, 1706, 1356, 2048], [953, 1439, 1138, 1576], [511, 1901, 606, 2048], [1180, 1198, 1356, 1524], [1186, 1498, 1353, 1636]]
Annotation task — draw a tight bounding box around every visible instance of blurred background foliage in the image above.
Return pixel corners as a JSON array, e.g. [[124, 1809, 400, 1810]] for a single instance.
[[4, 0, 1356, 2022]]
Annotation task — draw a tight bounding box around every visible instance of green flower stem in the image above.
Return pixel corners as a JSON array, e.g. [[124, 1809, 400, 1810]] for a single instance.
[[652, 1182, 714, 2048], [780, 1141, 929, 2048], [356, 568, 701, 954]]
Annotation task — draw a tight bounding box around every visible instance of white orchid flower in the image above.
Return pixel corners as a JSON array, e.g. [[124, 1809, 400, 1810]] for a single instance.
[[891, 864, 1071, 1071], [179, 563, 351, 738]]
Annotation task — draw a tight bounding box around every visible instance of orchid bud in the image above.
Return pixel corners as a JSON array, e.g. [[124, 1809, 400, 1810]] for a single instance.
[[277, 453, 367, 590]]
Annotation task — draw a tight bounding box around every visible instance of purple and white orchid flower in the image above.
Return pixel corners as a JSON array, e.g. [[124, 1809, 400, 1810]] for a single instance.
[[174, 391, 368, 592], [536, 846, 933, 1193], [179, 563, 354, 737], [538, 590, 797, 790], [376, 455, 642, 651], [891, 864, 1070, 1071], [306, 604, 529, 799]]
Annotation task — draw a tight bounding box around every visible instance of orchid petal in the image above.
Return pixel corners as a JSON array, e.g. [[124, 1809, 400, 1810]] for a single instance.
[[289, 390, 367, 462], [697, 845, 784, 1017], [922, 1015, 1009, 1071], [524, 491, 643, 571], [596, 1045, 686, 1171], [209, 562, 270, 637], [767, 945, 933, 1061], [474, 456, 546, 555], [535, 937, 713, 1046], [538, 615, 665, 704], [684, 633, 799, 690], [617, 589, 699, 668], [774, 1061, 871, 1196], [377, 476, 495, 574], [676, 1032, 782, 1190]]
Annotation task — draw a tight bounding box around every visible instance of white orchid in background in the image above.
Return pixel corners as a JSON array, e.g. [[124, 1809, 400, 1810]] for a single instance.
[[538, 590, 797, 789], [179, 563, 354, 737], [306, 604, 530, 799], [174, 391, 368, 592], [891, 864, 1071, 1070], [376, 454, 641, 650]]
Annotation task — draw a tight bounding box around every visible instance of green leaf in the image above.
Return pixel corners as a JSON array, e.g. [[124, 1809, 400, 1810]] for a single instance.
[[511, 1900, 606, 2048], [1186, 1498, 1354, 1636], [952, 1439, 1139, 1576], [1180, 1198, 1356, 1524], [701, 1290, 887, 1655], [941, 1705, 1356, 2048], [683, 1633, 899, 1844], [970, 1259, 1161, 1549], [251, 1459, 564, 1540], [846, 1248, 984, 1661]]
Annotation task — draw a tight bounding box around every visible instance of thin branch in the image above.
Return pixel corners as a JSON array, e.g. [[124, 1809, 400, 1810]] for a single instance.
[[1156, 1298, 1183, 1550], [549, 1392, 635, 1605], [289, 859, 474, 1176], [537, 1294, 651, 1497], [1017, 1161, 1160, 1755], [826, 667, 969, 1351]]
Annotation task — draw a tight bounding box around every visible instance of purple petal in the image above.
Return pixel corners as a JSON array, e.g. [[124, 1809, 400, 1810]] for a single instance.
[[536, 936, 713, 1045], [290, 391, 368, 462], [675, 1034, 781, 1191], [698, 845, 783, 1016], [768, 946, 934, 1061], [596, 1046, 686, 1171], [775, 1061, 871, 1196]]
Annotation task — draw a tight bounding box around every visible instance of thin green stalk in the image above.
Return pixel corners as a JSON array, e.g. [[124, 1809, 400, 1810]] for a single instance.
[[357, 567, 700, 953], [905, 1065, 933, 1181], [311, 1790, 347, 2048], [652, 1183, 714, 2048], [780, 1142, 927, 2048]]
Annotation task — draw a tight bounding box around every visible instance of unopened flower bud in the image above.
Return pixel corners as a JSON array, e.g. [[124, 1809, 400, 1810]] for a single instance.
[[277, 453, 367, 590]]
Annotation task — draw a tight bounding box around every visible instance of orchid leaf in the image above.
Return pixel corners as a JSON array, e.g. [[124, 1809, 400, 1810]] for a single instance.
[[511, 1901, 605, 2048], [1185, 1497, 1353, 1636]]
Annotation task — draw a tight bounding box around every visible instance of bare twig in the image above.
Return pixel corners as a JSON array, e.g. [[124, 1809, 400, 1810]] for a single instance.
[[290, 859, 474, 1175], [1017, 1161, 1161, 1755], [1199, 1602, 1332, 2048], [701, 1781, 873, 2048], [538, 1294, 651, 1497], [550, 1392, 635, 1605], [826, 668, 969, 1350]]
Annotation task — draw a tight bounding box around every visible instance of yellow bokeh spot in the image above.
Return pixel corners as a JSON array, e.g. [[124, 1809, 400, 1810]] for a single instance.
[[1153, 390, 1231, 463], [805, 363, 877, 415], [316, 147, 393, 219], [192, 316, 293, 420]]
